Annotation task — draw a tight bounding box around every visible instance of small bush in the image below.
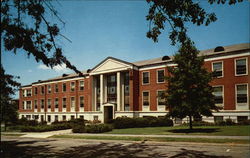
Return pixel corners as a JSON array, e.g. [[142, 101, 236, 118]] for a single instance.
[[85, 124, 113, 133], [192, 121, 215, 126], [20, 123, 71, 132], [72, 125, 86, 133], [225, 118, 236, 125], [237, 119, 250, 125], [113, 116, 173, 129]]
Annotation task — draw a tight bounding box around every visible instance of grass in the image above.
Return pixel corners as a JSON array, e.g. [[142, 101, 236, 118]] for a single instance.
[[106, 125, 250, 136], [52, 135, 250, 144]]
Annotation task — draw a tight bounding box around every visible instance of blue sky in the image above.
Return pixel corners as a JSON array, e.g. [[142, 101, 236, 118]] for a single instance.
[[2, 1, 249, 98]]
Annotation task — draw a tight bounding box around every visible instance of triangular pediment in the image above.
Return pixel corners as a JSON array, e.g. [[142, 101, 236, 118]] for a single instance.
[[90, 57, 134, 74]]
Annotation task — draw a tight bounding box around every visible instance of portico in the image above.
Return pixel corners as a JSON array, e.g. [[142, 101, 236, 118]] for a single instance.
[[89, 57, 135, 122]]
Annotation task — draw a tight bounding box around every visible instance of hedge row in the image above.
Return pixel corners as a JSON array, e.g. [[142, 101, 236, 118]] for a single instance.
[[113, 116, 173, 129], [20, 123, 71, 132], [72, 124, 113, 133], [183, 119, 250, 126]]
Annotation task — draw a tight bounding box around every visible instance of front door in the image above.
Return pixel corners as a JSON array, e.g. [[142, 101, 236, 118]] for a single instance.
[[104, 106, 113, 123]]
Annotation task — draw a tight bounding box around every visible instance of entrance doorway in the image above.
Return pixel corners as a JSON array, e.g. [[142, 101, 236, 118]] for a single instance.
[[104, 106, 113, 123]]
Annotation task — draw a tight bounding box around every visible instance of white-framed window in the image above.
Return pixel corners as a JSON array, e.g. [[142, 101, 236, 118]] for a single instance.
[[34, 87, 38, 95], [212, 61, 223, 78], [142, 72, 150, 85], [47, 85, 51, 94], [157, 69, 165, 83], [55, 98, 59, 109], [26, 101, 32, 110], [212, 86, 224, 107], [62, 83, 67, 92], [71, 82, 75, 92], [235, 58, 248, 76], [71, 97, 75, 108], [142, 91, 150, 106], [22, 89, 26, 97], [236, 84, 248, 105], [55, 84, 59, 93], [34, 100, 38, 109], [40, 99, 45, 109], [157, 90, 166, 106], [79, 96, 84, 108], [79, 80, 84, 91], [62, 97, 67, 108], [47, 99, 51, 109]]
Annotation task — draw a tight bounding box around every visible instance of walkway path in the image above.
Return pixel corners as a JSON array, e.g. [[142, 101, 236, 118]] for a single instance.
[[3, 129, 249, 140]]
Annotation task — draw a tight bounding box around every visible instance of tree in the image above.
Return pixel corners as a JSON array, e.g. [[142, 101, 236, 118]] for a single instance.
[[145, 0, 242, 129], [0, 65, 20, 131], [146, 0, 243, 45], [1, 0, 81, 73], [166, 40, 219, 129]]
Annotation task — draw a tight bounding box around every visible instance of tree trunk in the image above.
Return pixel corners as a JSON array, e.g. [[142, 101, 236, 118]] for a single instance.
[[189, 115, 192, 130]]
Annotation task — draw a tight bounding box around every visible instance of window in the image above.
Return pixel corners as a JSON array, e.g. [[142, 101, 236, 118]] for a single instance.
[[62, 115, 66, 121], [41, 86, 45, 94], [235, 58, 247, 75], [41, 99, 45, 109], [142, 72, 149, 84], [94, 116, 98, 121], [79, 96, 84, 108], [63, 83, 67, 92], [236, 84, 248, 104], [47, 115, 51, 122], [55, 98, 59, 108], [22, 90, 26, 97], [34, 87, 38, 95], [212, 86, 223, 106], [63, 98, 67, 108], [71, 97, 75, 108], [80, 115, 84, 119], [47, 99, 51, 109], [55, 84, 59, 93], [157, 90, 165, 106], [26, 101, 32, 109], [47, 85, 51, 93], [71, 115, 75, 120], [142, 91, 150, 106], [34, 115, 39, 120], [157, 69, 165, 83], [237, 116, 248, 123], [26, 115, 31, 120], [34, 100, 38, 109], [214, 116, 223, 123], [212, 62, 223, 78], [27, 89, 32, 97], [55, 115, 58, 122], [71, 82, 75, 92], [41, 115, 44, 122], [79, 80, 84, 91]]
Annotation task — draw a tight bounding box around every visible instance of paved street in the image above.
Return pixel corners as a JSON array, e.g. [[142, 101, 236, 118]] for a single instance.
[[1, 136, 249, 158]]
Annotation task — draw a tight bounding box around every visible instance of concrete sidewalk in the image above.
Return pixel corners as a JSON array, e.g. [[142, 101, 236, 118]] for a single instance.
[[2, 130, 250, 140], [68, 133, 250, 140]]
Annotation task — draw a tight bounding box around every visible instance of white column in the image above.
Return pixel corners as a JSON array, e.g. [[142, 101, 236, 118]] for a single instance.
[[121, 73, 125, 111], [117, 72, 121, 111], [100, 74, 104, 111]]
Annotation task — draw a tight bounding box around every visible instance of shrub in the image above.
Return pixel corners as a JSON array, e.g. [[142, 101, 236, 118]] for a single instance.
[[225, 118, 236, 125], [72, 125, 86, 133], [113, 116, 173, 129], [20, 123, 72, 132], [237, 119, 250, 125], [192, 121, 214, 126], [85, 124, 113, 133]]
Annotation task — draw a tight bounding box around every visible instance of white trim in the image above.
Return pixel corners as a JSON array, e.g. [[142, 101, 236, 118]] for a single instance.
[[21, 86, 32, 89], [235, 83, 249, 109], [204, 52, 250, 61], [139, 65, 167, 71], [234, 57, 248, 76], [212, 85, 224, 108], [212, 61, 224, 78], [156, 69, 165, 83], [90, 67, 132, 75], [32, 77, 85, 86], [142, 71, 150, 85]]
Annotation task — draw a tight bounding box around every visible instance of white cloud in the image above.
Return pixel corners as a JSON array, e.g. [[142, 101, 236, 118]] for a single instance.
[[27, 69, 33, 73], [37, 63, 68, 72]]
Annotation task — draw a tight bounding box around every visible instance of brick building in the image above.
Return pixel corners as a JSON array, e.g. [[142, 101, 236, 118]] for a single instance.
[[19, 43, 250, 123]]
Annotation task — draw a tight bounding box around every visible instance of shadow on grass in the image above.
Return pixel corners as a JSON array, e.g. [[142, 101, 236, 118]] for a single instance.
[[168, 128, 221, 134], [1, 138, 231, 158]]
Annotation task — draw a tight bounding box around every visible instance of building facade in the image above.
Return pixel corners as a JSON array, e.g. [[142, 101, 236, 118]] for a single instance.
[[19, 43, 250, 123]]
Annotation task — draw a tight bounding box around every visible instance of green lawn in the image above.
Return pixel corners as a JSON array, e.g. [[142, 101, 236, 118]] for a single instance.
[[52, 135, 249, 144], [106, 125, 250, 136]]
